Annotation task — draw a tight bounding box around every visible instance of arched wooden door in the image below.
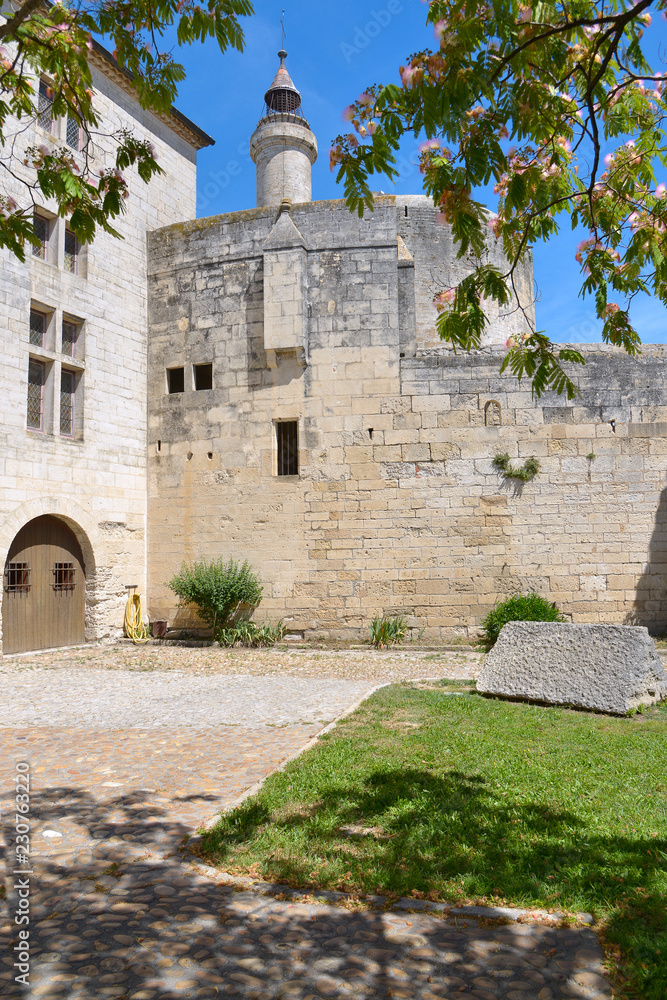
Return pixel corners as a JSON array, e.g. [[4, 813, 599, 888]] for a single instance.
[[2, 515, 86, 654]]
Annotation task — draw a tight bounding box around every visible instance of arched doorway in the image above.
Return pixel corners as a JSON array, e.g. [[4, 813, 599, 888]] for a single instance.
[[2, 515, 86, 654]]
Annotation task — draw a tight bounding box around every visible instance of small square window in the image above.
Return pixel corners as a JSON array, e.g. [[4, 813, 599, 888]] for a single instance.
[[27, 360, 45, 430], [167, 367, 185, 394], [194, 363, 213, 391], [32, 214, 49, 260], [29, 309, 46, 347], [65, 115, 80, 150], [62, 318, 79, 358], [276, 420, 298, 476], [37, 79, 53, 131], [64, 227, 79, 273], [60, 369, 75, 437]]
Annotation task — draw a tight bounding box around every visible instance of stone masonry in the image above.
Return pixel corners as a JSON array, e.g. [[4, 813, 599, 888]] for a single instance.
[[0, 38, 210, 651], [145, 190, 667, 640]]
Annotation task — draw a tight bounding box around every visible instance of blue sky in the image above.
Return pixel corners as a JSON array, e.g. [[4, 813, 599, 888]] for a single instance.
[[167, 0, 667, 346]]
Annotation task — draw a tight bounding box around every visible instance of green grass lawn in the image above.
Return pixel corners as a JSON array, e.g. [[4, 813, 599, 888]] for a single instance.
[[199, 682, 667, 999]]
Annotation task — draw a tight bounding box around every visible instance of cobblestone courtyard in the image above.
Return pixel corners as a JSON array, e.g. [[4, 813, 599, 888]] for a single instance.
[[0, 645, 611, 999]]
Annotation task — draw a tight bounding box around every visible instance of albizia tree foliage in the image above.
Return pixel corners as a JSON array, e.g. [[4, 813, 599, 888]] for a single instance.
[[0, 0, 252, 259], [333, 0, 667, 397]]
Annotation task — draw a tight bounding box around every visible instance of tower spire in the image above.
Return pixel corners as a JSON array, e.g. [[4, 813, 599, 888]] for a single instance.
[[249, 48, 318, 207]]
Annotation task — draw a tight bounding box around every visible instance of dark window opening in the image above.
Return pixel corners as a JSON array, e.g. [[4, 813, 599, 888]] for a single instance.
[[5, 562, 30, 594], [62, 319, 78, 357], [53, 562, 75, 591], [167, 367, 185, 394], [64, 227, 79, 273], [32, 215, 49, 260], [276, 420, 298, 476], [27, 360, 45, 430], [30, 309, 46, 347], [60, 369, 75, 436], [66, 115, 80, 150], [37, 79, 53, 131], [194, 363, 213, 391], [404, 205, 408, 217], [157, 440, 161, 452]]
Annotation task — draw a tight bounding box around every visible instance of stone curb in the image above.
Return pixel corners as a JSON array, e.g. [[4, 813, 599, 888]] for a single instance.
[[181, 855, 594, 928], [180, 678, 595, 932]]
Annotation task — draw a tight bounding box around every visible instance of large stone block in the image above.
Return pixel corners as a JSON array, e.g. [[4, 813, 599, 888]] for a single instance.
[[477, 622, 667, 714]]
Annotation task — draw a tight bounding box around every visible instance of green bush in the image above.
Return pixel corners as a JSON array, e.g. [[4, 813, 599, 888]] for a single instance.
[[217, 620, 286, 648], [481, 592, 565, 646], [167, 557, 263, 639], [370, 615, 408, 649]]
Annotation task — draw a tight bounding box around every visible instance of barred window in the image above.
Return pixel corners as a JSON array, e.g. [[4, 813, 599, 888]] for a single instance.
[[27, 360, 45, 430], [53, 563, 74, 590], [53, 562, 75, 591], [5, 562, 30, 594], [29, 309, 46, 347], [64, 227, 78, 273], [32, 214, 49, 260], [62, 319, 78, 358], [37, 79, 53, 131], [60, 369, 75, 436], [276, 420, 298, 476], [66, 115, 80, 150]]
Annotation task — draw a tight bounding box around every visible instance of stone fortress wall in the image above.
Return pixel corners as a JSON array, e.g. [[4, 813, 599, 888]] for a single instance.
[[0, 44, 205, 651], [146, 195, 667, 639]]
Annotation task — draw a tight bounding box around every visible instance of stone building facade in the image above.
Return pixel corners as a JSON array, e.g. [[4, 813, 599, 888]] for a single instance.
[[3, 47, 667, 652], [145, 55, 667, 641], [0, 39, 211, 652]]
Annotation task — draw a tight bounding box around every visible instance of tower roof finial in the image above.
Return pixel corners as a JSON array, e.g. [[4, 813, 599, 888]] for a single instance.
[[263, 47, 302, 116]]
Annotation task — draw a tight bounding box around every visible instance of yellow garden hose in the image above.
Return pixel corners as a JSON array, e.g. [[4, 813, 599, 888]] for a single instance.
[[124, 591, 150, 644]]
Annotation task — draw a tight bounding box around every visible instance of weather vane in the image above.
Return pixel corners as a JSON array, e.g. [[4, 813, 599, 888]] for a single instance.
[[281, 9, 286, 49]]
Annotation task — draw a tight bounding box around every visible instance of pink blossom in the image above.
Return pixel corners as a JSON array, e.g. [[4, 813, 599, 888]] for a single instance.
[[342, 106, 355, 122], [657, 184, 666, 197], [603, 153, 613, 166], [357, 93, 373, 106], [433, 19, 447, 41]]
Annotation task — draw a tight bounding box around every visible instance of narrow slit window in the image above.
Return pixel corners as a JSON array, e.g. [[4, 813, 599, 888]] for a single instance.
[[37, 79, 53, 131], [64, 227, 78, 273], [167, 367, 185, 394], [194, 363, 213, 391], [62, 319, 78, 358], [276, 420, 298, 476], [5, 562, 30, 594], [27, 360, 45, 430], [65, 115, 80, 150], [53, 562, 75, 591], [29, 309, 46, 347], [32, 214, 49, 260], [60, 369, 75, 436]]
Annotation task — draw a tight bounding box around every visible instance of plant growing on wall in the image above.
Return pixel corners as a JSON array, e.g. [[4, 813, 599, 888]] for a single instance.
[[168, 557, 263, 639], [493, 453, 540, 481], [481, 592, 565, 647]]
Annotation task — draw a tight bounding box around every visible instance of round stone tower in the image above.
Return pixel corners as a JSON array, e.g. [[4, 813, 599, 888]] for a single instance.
[[250, 51, 318, 207]]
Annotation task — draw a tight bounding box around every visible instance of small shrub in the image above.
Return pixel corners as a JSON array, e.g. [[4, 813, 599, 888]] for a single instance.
[[217, 620, 286, 648], [370, 615, 408, 649], [167, 557, 263, 638], [481, 592, 565, 646]]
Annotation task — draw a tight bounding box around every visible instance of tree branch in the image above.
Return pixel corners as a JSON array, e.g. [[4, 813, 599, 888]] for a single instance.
[[0, 0, 45, 42]]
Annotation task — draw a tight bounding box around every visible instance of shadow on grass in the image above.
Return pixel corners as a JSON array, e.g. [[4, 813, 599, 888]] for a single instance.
[[201, 766, 667, 1000]]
